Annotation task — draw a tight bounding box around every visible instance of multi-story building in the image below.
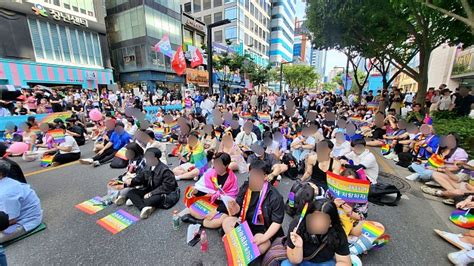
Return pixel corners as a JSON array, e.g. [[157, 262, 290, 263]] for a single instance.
[[311, 49, 327, 80], [0, 0, 113, 90], [269, 0, 296, 64], [328, 66, 344, 82], [105, 0, 184, 92], [293, 19, 311, 65], [182, 0, 271, 66]]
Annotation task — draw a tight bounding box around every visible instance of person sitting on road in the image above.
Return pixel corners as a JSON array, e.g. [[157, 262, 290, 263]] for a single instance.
[[301, 140, 342, 191], [331, 132, 351, 158], [420, 160, 473, 199], [65, 117, 86, 146], [247, 145, 288, 185], [340, 139, 379, 184], [181, 152, 239, 229], [0, 211, 9, 265], [110, 142, 145, 206], [46, 125, 81, 167], [283, 199, 351, 266], [173, 132, 209, 180], [80, 121, 131, 167], [217, 133, 248, 174], [136, 129, 167, 164], [92, 118, 115, 153], [124, 148, 179, 219], [0, 161, 43, 244], [222, 159, 285, 256], [0, 142, 26, 183]]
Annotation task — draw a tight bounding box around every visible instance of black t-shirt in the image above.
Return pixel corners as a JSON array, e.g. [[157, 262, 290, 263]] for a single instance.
[[236, 182, 285, 237], [50, 95, 63, 112], [286, 218, 350, 263], [247, 153, 278, 169], [15, 107, 28, 115], [366, 95, 374, 102], [68, 125, 86, 145]]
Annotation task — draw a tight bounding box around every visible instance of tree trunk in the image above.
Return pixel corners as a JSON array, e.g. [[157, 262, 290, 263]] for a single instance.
[[415, 48, 432, 105]]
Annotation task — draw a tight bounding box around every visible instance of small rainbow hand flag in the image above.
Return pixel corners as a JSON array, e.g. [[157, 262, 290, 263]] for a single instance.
[[240, 112, 253, 120], [296, 202, 309, 230], [115, 147, 128, 160], [258, 112, 271, 124], [223, 221, 260, 266], [154, 127, 165, 140], [75, 196, 106, 215], [190, 199, 217, 219], [427, 154, 444, 168], [166, 120, 180, 131], [48, 129, 65, 144], [381, 144, 390, 155], [40, 155, 54, 167], [96, 209, 139, 235], [362, 221, 385, 239]]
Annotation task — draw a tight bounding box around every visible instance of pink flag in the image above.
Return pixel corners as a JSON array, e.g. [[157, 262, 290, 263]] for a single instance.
[[153, 35, 175, 58]]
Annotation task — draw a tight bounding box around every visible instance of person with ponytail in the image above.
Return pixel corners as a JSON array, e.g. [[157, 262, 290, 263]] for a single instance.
[[284, 199, 351, 266], [181, 152, 239, 229]]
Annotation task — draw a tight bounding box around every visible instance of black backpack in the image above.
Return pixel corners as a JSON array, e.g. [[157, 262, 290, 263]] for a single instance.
[[368, 183, 401, 206], [285, 181, 316, 217], [281, 153, 298, 180]]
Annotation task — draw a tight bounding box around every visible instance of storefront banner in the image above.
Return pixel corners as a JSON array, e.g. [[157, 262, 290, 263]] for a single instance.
[[144, 105, 183, 122]]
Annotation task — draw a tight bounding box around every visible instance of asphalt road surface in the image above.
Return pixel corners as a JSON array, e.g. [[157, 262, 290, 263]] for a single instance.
[[5, 142, 462, 265]]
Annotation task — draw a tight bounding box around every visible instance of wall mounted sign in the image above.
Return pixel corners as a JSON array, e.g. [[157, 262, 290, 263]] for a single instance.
[[32, 3, 88, 27]]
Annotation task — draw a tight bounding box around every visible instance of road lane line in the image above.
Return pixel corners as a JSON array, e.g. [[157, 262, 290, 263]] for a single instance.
[[25, 161, 79, 177]]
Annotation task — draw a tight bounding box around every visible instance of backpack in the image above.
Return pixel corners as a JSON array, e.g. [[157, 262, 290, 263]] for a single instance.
[[281, 153, 298, 180], [368, 183, 401, 206], [285, 181, 316, 217]]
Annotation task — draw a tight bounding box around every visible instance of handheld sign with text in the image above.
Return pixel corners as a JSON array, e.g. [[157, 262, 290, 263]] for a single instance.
[[326, 171, 370, 204], [223, 221, 261, 266]]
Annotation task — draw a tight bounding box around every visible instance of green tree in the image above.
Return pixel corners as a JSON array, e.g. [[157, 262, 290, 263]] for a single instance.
[[283, 64, 320, 92], [322, 82, 339, 92], [421, 0, 474, 34]]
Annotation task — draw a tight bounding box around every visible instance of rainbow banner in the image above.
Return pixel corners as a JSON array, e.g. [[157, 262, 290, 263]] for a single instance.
[[154, 127, 165, 140], [427, 154, 444, 168], [96, 209, 139, 235], [40, 154, 54, 167], [258, 112, 271, 124], [39, 112, 72, 124], [239, 112, 253, 120], [362, 221, 385, 239], [223, 221, 260, 266], [449, 209, 474, 229], [48, 129, 65, 144], [326, 171, 370, 204], [367, 102, 378, 111], [166, 120, 180, 131], [115, 147, 128, 160], [349, 116, 368, 126], [75, 196, 106, 215], [381, 144, 390, 155], [190, 199, 217, 219]]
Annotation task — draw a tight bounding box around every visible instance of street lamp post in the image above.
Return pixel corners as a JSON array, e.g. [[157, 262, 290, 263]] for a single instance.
[[279, 61, 292, 94], [207, 19, 231, 95]]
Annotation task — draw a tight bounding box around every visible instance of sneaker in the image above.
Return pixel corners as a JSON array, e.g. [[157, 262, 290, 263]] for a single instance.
[[114, 196, 126, 206], [125, 199, 133, 206], [434, 229, 473, 251], [384, 152, 396, 160], [443, 199, 455, 206], [80, 158, 93, 165], [405, 173, 419, 181], [93, 161, 100, 167], [51, 162, 60, 167], [448, 250, 474, 266], [140, 206, 155, 219], [421, 185, 442, 197]]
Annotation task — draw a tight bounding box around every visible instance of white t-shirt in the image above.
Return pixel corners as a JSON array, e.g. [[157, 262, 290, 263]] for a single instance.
[[235, 132, 257, 147], [59, 135, 80, 154], [331, 140, 351, 158], [345, 149, 379, 184]]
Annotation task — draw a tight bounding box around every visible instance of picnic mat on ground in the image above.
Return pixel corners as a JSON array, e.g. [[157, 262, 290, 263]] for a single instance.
[[3, 223, 47, 247], [96, 209, 139, 235]]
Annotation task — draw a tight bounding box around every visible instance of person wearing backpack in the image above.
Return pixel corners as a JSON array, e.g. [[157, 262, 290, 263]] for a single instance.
[[283, 199, 351, 266]]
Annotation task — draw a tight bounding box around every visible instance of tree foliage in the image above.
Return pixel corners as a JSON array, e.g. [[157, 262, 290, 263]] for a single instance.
[[283, 64, 320, 91]]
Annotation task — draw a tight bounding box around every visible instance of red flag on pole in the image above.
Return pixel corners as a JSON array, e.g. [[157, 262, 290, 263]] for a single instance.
[[172, 46, 186, 76], [190, 47, 204, 68]]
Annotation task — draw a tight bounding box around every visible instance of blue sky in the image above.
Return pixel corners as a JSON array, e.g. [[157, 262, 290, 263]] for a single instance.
[[295, 0, 347, 77]]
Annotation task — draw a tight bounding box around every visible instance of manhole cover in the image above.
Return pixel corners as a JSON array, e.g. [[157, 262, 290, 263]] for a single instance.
[[379, 172, 411, 193]]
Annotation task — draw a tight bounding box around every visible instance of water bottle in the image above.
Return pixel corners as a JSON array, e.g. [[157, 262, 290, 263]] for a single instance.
[[172, 210, 181, 230], [200, 230, 208, 252]]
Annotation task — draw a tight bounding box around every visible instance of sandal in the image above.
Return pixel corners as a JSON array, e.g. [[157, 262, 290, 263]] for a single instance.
[[442, 199, 455, 206], [420, 186, 442, 196]]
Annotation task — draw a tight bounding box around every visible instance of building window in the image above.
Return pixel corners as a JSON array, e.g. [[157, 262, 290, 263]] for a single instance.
[[214, 0, 222, 7], [193, 0, 201, 12], [204, 14, 212, 25], [184, 2, 192, 12], [245, 16, 249, 28], [214, 12, 222, 22], [214, 30, 223, 43], [203, 0, 211, 9], [53, 0, 60, 5], [245, 0, 249, 9], [225, 26, 237, 40], [224, 7, 237, 20]]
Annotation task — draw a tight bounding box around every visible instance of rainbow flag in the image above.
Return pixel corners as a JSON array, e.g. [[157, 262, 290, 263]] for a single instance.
[[115, 147, 128, 160], [427, 154, 444, 168], [373, 234, 391, 250], [450, 209, 474, 229], [166, 120, 180, 131], [31, 126, 41, 135], [381, 144, 390, 155], [96, 209, 139, 235], [239, 112, 253, 120], [40, 155, 54, 167], [75, 196, 106, 215], [362, 221, 385, 239], [39, 112, 72, 124], [349, 116, 367, 126], [48, 129, 65, 144], [367, 101, 378, 111], [258, 112, 271, 124], [190, 199, 217, 219], [214, 130, 222, 140], [188, 143, 208, 175], [154, 127, 165, 140], [326, 171, 370, 204], [223, 221, 260, 266]]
